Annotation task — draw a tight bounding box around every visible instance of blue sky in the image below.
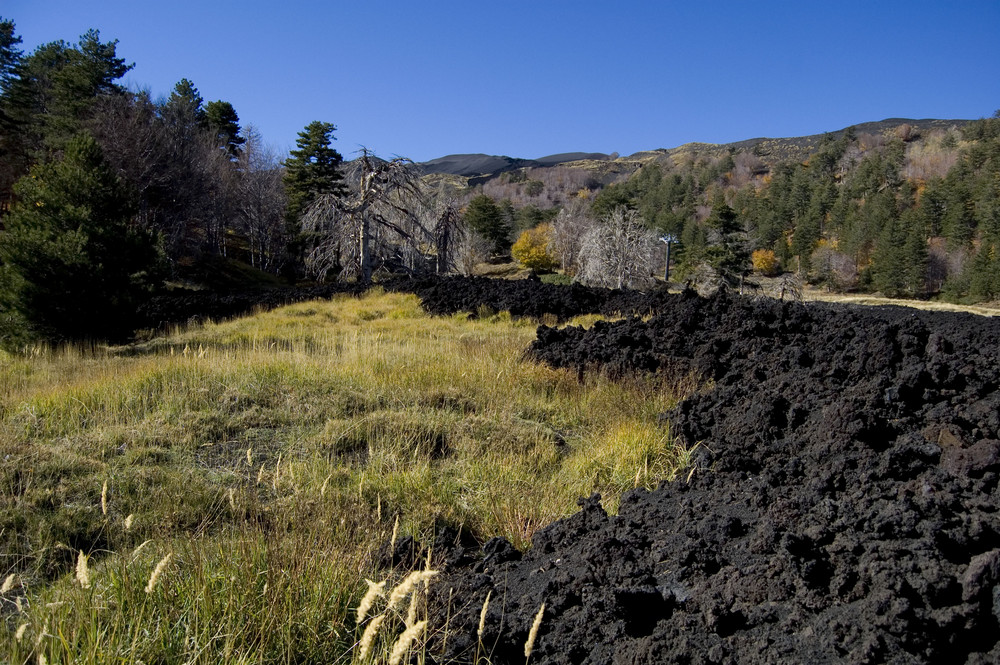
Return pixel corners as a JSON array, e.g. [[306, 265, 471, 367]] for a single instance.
[[6, 1, 999, 162]]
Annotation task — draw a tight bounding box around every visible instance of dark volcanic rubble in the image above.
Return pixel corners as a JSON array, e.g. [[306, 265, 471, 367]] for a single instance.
[[421, 288, 1000, 664]]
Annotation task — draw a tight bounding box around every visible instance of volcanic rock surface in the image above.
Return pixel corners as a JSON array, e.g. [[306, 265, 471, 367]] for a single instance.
[[416, 287, 1000, 664]]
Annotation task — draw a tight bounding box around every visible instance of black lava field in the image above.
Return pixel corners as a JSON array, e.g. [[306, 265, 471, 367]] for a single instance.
[[409, 280, 1000, 664], [147, 277, 1000, 663]]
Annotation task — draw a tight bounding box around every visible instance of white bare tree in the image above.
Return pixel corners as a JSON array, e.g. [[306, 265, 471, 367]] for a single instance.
[[577, 206, 657, 290], [300, 149, 430, 283], [453, 231, 491, 276], [549, 199, 594, 276]]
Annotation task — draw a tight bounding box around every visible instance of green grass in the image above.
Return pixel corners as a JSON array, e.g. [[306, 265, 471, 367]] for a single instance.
[[0, 290, 695, 664]]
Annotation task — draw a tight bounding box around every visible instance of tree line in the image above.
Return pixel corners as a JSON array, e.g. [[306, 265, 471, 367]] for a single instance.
[[2, 18, 997, 346], [0, 19, 460, 346]]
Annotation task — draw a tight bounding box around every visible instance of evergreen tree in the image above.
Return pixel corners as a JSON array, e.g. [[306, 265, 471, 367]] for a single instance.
[[282, 121, 346, 275], [0, 133, 163, 344], [701, 193, 749, 285], [283, 120, 346, 223], [464, 194, 512, 255], [0, 17, 23, 204], [204, 100, 244, 156], [0, 27, 131, 203], [0, 17, 22, 93], [7, 30, 132, 154], [163, 78, 205, 135]]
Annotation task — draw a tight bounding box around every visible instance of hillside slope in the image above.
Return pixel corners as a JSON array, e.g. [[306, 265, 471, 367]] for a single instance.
[[418, 117, 972, 178]]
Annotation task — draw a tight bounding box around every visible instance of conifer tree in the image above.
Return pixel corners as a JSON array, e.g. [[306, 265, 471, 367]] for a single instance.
[[283, 121, 346, 223], [0, 133, 163, 344]]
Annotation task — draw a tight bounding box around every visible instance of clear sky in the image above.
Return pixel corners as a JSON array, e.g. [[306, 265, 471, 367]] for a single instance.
[[6, 1, 999, 162]]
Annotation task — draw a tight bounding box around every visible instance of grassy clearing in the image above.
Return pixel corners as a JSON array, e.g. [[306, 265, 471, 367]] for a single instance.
[[801, 287, 1000, 316], [0, 289, 694, 663]]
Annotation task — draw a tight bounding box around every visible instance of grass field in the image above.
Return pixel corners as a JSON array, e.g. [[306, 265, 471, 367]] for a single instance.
[[0, 290, 694, 664]]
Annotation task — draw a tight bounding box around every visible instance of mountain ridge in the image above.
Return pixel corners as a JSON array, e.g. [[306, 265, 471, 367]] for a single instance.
[[418, 117, 973, 178]]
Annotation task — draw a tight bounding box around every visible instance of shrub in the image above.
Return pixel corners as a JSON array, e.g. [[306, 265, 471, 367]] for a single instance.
[[751, 249, 780, 276], [511, 224, 559, 272]]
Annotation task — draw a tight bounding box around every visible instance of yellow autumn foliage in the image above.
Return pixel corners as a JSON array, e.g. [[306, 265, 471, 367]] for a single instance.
[[512, 223, 559, 272], [751, 249, 780, 276]]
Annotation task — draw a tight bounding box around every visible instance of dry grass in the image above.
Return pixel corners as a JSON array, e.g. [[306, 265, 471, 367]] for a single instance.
[[0, 289, 692, 664], [802, 287, 1000, 317]]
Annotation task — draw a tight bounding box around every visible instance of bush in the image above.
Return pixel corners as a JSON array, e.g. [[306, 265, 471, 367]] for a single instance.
[[512, 224, 559, 272], [751, 249, 780, 276]]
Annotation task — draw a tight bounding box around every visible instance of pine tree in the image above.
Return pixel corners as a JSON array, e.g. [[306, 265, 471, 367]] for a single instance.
[[464, 195, 512, 255], [283, 121, 346, 223], [204, 100, 244, 156], [0, 133, 163, 344], [282, 121, 347, 275]]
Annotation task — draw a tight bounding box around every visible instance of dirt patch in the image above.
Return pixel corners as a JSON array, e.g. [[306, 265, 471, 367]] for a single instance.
[[419, 288, 1000, 664]]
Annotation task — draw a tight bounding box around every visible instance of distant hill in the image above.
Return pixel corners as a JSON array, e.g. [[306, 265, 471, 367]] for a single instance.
[[418, 152, 613, 177], [418, 118, 972, 179], [648, 117, 972, 168]]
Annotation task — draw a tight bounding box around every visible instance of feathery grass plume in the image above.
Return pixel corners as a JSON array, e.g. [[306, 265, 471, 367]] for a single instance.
[[389, 515, 399, 551], [257, 463, 266, 484], [38, 653, 47, 665], [130, 539, 152, 562], [15, 623, 27, 642], [124, 514, 134, 531], [477, 590, 491, 639], [388, 620, 426, 665], [100, 480, 108, 516], [228, 488, 236, 511], [320, 473, 332, 497], [246, 447, 253, 465], [357, 613, 386, 661], [75, 551, 91, 589], [273, 454, 282, 490], [524, 602, 545, 661], [145, 553, 172, 594], [405, 592, 418, 628], [387, 570, 438, 611], [356, 578, 386, 625], [16, 596, 23, 612], [1, 573, 15, 593]]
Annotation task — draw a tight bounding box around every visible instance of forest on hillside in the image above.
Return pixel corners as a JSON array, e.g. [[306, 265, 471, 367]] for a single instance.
[[587, 117, 1000, 302], [0, 18, 998, 348]]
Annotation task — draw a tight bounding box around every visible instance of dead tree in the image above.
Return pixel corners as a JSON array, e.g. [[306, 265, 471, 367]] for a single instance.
[[300, 149, 429, 283], [433, 199, 464, 274], [577, 206, 657, 290]]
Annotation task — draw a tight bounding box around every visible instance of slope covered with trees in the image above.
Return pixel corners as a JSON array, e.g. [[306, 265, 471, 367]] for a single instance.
[[581, 116, 1000, 302]]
